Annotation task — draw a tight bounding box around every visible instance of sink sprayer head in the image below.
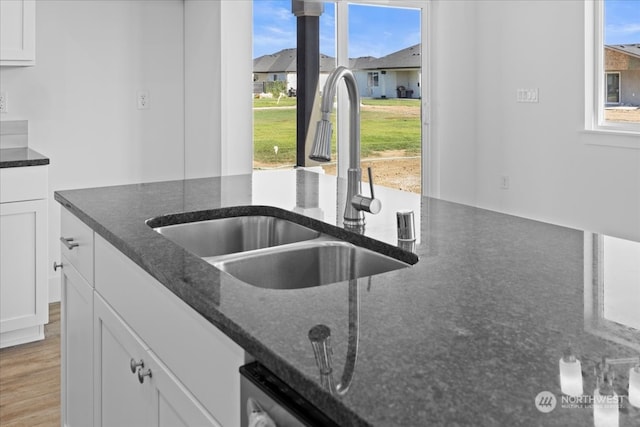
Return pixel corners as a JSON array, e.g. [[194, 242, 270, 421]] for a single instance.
[[309, 119, 332, 162]]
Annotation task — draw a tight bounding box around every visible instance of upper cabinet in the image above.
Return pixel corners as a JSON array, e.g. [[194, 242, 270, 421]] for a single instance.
[[0, 0, 35, 66]]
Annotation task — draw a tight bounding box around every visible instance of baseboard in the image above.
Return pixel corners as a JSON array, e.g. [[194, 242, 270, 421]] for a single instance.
[[49, 275, 61, 303]]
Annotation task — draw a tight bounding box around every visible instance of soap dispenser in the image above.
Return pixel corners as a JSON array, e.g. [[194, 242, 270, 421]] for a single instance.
[[593, 360, 619, 427], [559, 347, 583, 396]]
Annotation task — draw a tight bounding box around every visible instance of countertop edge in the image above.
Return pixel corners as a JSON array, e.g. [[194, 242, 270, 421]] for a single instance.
[[53, 190, 371, 426]]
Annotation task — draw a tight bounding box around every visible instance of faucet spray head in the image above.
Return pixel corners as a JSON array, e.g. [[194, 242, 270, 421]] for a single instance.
[[309, 119, 332, 162]]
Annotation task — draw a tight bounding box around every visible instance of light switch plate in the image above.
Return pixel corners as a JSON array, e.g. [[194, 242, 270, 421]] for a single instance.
[[516, 88, 539, 103]]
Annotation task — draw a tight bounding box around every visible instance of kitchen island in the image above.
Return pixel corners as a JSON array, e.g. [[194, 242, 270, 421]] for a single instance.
[[55, 169, 640, 426]]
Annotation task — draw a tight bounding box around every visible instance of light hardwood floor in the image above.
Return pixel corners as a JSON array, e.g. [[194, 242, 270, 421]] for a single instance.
[[0, 303, 61, 427]]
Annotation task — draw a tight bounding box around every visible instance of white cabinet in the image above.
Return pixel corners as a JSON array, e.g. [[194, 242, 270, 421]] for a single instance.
[[0, 165, 48, 348], [60, 256, 94, 427], [60, 207, 244, 426], [0, 0, 36, 66], [95, 235, 245, 426], [60, 207, 95, 427], [94, 292, 221, 427]]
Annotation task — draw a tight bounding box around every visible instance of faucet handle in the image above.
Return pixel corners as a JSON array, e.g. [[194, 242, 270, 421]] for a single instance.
[[351, 167, 382, 214]]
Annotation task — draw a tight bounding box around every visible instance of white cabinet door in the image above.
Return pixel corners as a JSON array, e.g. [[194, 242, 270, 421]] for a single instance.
[[0, 199, 47, 348], [94, 293, 153, 427], [94, 293, 220, 427], [95, 235, 244, 426], [0, 0, 36, 66], [60, 257, 93, 427], [147, 350, 221, 427]]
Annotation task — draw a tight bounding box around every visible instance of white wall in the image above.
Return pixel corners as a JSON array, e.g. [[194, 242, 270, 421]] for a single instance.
[[430, 0, 478, 205], [0, 0, 185, 300], [184, 0, 253, 179], [433, 0, 640, 242]]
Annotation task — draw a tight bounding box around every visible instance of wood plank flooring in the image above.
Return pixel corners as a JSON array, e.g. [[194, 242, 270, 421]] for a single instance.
[[0, 303, 61, 427]]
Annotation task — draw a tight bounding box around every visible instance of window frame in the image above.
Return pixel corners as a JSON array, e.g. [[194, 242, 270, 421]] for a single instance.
[[586, 0, 640, 136]]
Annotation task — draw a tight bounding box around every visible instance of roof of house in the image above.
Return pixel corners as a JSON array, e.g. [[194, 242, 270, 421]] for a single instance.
[[605, 43, 640, 59], [351, 44, 421, 70], [253, 48, 335, 73], [254, 43, 422, 73]]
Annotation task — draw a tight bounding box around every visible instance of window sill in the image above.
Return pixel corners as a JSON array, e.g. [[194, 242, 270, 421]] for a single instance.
[[582, 128, 640, 149]]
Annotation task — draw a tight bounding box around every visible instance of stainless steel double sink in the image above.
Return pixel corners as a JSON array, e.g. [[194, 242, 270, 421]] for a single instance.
[[149, 213, 414, 290]]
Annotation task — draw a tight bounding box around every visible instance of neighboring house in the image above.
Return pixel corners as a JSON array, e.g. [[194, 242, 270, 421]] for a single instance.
[[350, 44, 422, 99], [253, 48, 335, 95], [604, 44, 640, 106], [253, 44, 422, 99]]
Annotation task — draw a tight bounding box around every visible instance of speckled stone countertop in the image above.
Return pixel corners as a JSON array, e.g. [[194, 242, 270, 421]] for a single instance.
[[54, 169, 640, 426], [0, 147, 50, 168]]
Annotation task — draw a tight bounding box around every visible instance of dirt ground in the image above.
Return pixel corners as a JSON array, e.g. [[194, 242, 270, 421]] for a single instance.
[[319, 150, 421, 194], [605, 107, 640, 123], [254, 150, 422, 194]]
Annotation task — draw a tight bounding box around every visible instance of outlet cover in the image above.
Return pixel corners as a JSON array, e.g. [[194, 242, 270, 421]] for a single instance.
[[137, 90, 150, 110], [0, 92, 7, 113], [500, 175, 510, 189]]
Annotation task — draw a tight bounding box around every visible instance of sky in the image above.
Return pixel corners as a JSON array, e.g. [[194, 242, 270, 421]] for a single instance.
[[605, 0, 640, 45], [252, 1, 421, 58], [253, 0, 640, 59]]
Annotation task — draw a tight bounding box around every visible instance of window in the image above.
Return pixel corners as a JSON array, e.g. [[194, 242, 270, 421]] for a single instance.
[[253, 1, 429, 195], [588, 0, 640, 134], [367, 71, 379, 87], [606, 72, 620, 103]]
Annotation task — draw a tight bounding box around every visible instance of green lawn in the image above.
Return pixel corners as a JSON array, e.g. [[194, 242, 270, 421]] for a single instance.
[[253, 98, 421, 165]]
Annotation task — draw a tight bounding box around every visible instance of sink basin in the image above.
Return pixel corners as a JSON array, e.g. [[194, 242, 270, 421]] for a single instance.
[[153, 215, 320, 257], [212, 240, 409, 290]]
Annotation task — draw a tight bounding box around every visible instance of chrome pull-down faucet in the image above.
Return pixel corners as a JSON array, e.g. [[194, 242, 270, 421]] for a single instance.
[[309, 66, 381, 230]]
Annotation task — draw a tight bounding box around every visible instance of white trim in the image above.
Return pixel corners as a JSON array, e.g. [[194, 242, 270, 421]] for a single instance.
[[421, 3, 436, 198]]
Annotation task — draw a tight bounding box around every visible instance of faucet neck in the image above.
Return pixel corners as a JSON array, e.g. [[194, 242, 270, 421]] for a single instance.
[[321, 66, 361, 171]]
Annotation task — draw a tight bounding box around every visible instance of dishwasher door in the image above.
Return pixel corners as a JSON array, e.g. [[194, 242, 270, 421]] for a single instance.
[[239, 362, 339, 427]]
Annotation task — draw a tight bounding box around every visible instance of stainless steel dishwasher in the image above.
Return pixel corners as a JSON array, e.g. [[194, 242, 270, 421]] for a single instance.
[[239, 362, 339, 427]]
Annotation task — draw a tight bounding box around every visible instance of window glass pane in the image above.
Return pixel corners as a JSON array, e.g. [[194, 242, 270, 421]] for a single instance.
[[252, 1, 298, 170], [252, 0, 424, 193], [317, 3, 422, 194], [603, 0, 640, 125], [252, 1, 335, 170]]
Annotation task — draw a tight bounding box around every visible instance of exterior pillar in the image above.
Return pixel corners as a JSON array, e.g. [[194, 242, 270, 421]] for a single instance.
[[292, 1, 324, 167]]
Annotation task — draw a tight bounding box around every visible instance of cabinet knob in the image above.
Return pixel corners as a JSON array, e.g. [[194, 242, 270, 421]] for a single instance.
[[130, 358, 144, 374], [60, 237, 79, 250], [53, 262, 63, 271], [138, 368, 152, 384]]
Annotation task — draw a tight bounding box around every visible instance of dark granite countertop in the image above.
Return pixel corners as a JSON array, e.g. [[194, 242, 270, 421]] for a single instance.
[[54, 169, 640, 426], [0, 147, 50, 168]]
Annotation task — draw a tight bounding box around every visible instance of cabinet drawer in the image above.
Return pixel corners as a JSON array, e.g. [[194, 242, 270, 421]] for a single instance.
[[0, 165, 47, 203], [94, 235, 244, 426], [61, 208, 94, 286]]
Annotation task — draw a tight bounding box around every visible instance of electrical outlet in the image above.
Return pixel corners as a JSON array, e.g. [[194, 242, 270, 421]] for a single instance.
[[137, 90, 150, 110], [0, 92, 7, 113], [500, 175, 510, 190]]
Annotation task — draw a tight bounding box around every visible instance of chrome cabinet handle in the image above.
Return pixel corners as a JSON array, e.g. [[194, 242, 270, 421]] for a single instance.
[[138, 368, 152, 384], [60, 237, 79, 250], [130, 358, 144, 374], [53, 262, 63, 271]]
